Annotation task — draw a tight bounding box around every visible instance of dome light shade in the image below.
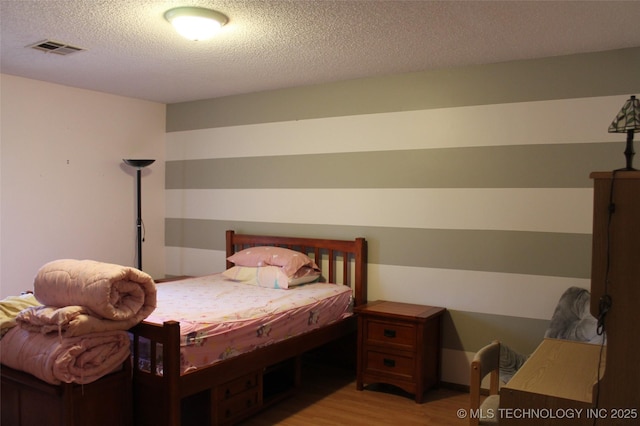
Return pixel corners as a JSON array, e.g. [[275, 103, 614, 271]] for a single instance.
[[164, 7, 228, 41]]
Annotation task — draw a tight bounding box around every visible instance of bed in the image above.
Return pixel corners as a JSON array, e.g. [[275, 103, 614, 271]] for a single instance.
[[130, 230, 368, 426]]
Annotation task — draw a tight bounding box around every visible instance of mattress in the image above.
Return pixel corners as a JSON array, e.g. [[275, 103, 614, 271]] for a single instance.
[[141, 274, 353, 374]]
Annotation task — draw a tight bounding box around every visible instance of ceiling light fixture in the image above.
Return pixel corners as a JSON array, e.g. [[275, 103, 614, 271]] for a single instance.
[[164, 6, 228, 41]]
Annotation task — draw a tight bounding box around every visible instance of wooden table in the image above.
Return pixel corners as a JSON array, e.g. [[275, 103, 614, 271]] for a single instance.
[[500, 338, 606, 425]]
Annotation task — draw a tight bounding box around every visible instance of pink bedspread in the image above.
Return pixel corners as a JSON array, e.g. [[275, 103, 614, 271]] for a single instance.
[[0, 327, 130, 385], [143, 274, 353, 374]]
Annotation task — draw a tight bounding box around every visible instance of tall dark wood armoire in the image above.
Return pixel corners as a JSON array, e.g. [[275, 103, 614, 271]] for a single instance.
[[590, 171, 640, 423]]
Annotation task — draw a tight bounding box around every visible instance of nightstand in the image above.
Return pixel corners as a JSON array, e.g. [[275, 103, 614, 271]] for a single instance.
[[354, 300, 445, 403]]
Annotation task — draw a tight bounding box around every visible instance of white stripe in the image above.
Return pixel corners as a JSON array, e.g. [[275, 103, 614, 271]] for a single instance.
[[369, 264, 590, 320], [166, 188, 593, 234], [166, 96, 623, 160]]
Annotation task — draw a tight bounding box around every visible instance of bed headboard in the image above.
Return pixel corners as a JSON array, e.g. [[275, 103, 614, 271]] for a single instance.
[[225, 230, 367, 306]]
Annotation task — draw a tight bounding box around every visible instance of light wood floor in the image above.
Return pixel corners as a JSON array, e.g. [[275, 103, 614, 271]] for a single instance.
[[239, 361, 469, 426]]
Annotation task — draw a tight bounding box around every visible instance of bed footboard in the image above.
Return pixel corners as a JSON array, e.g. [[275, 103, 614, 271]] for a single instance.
[[130, 316, 357, 426], [130, 320, 181, 426]]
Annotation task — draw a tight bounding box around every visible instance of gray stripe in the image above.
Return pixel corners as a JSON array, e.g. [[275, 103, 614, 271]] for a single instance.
[[167, 47, 640, 132], [442, 310, 550, 354], [165, 221, 591, 279], [166, 142, 623, 189]]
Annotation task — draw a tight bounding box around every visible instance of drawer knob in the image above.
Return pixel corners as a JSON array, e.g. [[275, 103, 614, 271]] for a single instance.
[[383, 328, 396, 338], [383, 358, 396, 368]]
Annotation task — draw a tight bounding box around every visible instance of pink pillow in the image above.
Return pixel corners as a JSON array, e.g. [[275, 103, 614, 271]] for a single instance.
[[227, 246, 318, 277]]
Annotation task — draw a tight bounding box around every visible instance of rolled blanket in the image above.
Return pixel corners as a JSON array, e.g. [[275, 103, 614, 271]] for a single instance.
[[544, 286, 598, 343], [33, 259, 156, 323], [0, 326, 130, 385], [499, 342, 529, 384]]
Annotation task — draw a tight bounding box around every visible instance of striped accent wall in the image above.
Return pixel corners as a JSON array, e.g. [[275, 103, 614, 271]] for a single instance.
[[165, 47, 640, 386]]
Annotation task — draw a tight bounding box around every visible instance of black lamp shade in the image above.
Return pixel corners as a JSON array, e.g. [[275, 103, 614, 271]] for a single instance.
[[123, 159, 155, 168]]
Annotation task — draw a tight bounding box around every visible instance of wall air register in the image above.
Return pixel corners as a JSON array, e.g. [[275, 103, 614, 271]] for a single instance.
[[28, 40, 85, 55]]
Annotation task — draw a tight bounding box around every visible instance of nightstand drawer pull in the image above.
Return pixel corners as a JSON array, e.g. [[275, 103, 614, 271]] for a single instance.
[[383, 329, 396, 338], [383, 358, 396, 368]]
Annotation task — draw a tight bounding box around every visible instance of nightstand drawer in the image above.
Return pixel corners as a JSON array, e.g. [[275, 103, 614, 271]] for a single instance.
[[364, 349, 415, 379], [366, 320, 416, 350]]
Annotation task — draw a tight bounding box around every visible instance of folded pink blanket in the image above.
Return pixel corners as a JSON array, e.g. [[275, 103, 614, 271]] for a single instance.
[[0, 327, 130, 384], [17, 304, 141, 337], [33, 259, 156, 323]]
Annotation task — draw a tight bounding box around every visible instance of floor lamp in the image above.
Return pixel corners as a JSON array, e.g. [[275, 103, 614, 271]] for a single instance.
[[123, 159, 155, 270]]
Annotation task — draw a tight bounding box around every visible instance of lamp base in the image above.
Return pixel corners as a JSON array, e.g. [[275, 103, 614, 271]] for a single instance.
[[623, 131, 636, 171]]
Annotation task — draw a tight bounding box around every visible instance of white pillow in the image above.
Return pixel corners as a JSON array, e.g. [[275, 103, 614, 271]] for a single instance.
[[222, 265, 320, 289]]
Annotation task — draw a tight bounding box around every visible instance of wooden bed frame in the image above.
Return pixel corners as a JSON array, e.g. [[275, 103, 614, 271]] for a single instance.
[[130, 230, 367, 426]]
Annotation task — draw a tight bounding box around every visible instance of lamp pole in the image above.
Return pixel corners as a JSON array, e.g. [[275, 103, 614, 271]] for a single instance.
[[123, 159, 155, 270]]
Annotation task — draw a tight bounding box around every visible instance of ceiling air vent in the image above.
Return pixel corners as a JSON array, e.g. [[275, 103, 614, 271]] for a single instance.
[[28, 40, 85, 55]]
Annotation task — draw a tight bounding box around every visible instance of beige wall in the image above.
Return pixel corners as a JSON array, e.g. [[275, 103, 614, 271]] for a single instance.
[[0, 74, 166, 297], [164, 48, 640, 386]]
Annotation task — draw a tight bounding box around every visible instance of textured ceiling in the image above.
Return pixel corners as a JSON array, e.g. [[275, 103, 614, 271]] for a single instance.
[[1, 0, 639, 104]]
